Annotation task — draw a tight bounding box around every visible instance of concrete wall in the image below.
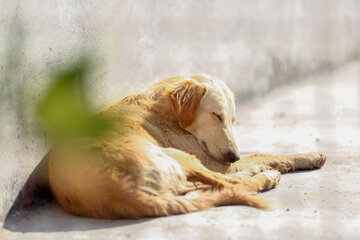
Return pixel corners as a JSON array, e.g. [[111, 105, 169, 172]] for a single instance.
[[1, 0, 360, 221]]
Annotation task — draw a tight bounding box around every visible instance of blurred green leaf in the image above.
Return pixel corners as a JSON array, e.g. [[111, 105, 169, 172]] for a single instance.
[[37, 60, 112, 142]]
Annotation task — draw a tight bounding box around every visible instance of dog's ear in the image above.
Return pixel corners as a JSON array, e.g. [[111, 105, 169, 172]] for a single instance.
[[169, 81, 206, 128]]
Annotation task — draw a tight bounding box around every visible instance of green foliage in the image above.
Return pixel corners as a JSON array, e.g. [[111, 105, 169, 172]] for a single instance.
[[37, 60, 112, 142]]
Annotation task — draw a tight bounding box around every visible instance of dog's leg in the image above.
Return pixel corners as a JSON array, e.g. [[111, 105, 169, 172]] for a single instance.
[[229, 152, 326, 174], [239, 170, 281, 193], [187, 166, 280, 192], [129, 167, 274, 217], [127, 149, 280, 217], [176, 181, 212, 195], [163, 147, 277, 188], [110, 167, 278, 218], [163, 147, 236, 188], [135, 186, 272, 218], [228, 164, 272, 179]]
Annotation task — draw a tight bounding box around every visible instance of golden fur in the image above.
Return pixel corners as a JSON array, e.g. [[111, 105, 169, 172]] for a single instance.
[[48, 74, 326, 219]]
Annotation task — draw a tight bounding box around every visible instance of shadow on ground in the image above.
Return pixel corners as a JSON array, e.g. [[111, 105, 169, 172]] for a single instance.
[[4, 203, 151, 233]]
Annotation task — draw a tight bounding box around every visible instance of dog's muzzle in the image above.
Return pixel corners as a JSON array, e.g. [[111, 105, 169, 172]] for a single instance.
[[226, 150, 240, 163]]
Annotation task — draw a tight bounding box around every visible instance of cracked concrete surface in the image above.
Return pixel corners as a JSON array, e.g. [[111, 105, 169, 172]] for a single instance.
[[2, 61, 360, 239]]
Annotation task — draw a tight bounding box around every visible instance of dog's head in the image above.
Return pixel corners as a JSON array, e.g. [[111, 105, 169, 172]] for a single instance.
[[169, 74, 239, 164]]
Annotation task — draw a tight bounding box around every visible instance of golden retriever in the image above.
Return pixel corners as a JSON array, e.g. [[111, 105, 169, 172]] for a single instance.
[[48, 74, 326, 219]]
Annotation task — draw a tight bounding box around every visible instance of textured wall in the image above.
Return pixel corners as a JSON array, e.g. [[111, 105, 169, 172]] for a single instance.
[[1, 0, 360, 221]]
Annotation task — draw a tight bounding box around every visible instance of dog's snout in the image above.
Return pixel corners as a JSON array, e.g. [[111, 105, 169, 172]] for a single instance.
[[226, 150, 240, 163]]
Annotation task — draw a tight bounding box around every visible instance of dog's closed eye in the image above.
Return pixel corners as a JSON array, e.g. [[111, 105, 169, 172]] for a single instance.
[[212, 112, 223, 122]]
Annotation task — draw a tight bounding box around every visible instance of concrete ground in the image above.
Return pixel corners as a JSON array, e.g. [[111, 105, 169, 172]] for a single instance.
[[2, 61, 360, 240]]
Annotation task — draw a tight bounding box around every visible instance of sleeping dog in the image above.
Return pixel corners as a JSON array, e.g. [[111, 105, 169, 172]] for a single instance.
[[49, 74, 326, 219]]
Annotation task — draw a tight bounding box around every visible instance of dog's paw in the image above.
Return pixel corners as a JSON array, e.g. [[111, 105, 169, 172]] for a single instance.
[[315, 152, 327, 168], [265, 170, 281, 184], [260, 170, 281, 190], [233, 164, 271, 179], [307, 152, 327, 169]]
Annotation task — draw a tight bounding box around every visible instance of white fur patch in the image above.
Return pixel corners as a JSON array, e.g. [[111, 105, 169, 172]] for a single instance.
[[146, 145, 185, 182]]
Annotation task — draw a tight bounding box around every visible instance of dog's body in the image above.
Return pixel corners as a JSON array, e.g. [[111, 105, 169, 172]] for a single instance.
[[49, 74, 326, 219]]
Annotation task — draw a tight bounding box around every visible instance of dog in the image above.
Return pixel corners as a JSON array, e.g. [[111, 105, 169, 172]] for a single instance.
[[48, 74, 326, 219]]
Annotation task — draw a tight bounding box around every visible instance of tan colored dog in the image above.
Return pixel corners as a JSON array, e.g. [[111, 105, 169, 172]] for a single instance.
[[49, 74, 326, 219]]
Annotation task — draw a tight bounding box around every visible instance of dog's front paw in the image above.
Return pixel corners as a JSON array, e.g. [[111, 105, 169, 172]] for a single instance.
[[308, 152, 327, 169], [315, 152, 327, 168]]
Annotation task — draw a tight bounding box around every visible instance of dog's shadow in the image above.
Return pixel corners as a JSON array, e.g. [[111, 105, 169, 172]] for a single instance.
[[3, 155, 150, 233]]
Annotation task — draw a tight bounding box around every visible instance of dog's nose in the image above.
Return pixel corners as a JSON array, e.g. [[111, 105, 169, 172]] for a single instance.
[[226, 151, 240, 163]]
